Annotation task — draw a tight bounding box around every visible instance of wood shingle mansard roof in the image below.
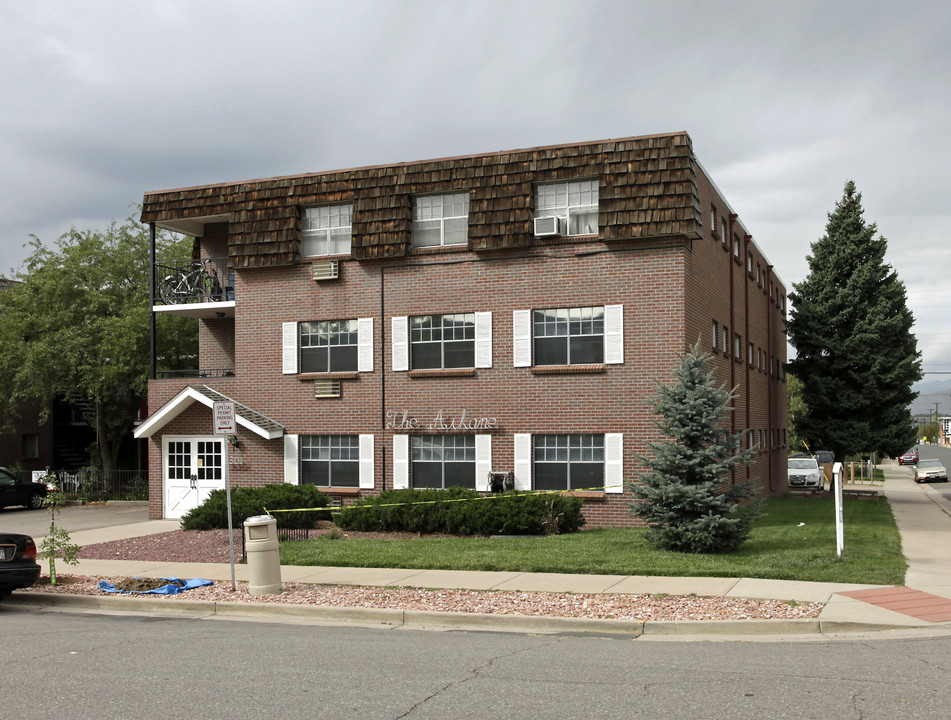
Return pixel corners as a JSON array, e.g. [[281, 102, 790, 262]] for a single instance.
[[140, 131, 702, 269]]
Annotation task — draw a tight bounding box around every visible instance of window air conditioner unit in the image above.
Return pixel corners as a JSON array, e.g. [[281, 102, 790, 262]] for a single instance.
[[533, 216, 562, 238], [487, 471, 515, 493], [313, 379, 341, 398], [312, 260, 339, 281]]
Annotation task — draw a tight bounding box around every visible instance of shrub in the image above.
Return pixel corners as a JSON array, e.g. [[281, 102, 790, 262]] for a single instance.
[[181, 483, 332, 530], [336, 488, 585, 535]]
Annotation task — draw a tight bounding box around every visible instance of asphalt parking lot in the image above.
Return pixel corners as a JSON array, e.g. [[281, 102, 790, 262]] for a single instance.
[[0, 503, 149, 538]]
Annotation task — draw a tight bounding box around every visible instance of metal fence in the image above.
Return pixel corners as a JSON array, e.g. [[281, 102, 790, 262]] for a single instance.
[[53, 469, 149, 502]]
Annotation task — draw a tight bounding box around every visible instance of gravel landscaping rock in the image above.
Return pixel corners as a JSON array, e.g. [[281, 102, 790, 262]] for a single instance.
[[21, 528, 825, 621]]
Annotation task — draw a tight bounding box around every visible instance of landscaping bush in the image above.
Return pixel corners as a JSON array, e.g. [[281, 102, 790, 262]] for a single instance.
[[180, 483, 332, 530], [336, 488, 585, 535]]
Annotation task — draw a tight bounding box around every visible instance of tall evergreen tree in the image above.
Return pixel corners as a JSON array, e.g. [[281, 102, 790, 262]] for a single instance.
[[787, 181, 921, 462], [630, 340, 757, 554]]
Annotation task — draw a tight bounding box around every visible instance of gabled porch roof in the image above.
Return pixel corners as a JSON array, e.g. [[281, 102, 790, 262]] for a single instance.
[[133, 385, 284, 440]]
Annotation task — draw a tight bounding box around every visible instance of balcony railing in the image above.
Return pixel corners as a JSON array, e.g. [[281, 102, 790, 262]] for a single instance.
[[154, 257, 234, 306], [156, 368, 235, 379]]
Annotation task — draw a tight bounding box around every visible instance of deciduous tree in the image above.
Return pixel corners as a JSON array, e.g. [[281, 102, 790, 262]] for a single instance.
[[0, 214, 196, 476]]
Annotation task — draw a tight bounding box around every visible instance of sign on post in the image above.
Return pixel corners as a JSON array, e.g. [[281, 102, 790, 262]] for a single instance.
[[214, 401, 236, 435], [213, 401, 237, 589]]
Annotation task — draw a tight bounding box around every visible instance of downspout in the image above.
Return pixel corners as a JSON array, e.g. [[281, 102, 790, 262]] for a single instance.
[[149, 222, 157, 381], [743, 234, 752, 481], [380, 265, 386, 493], [766, 263, 775, 492], [728, 214, 737, 481]]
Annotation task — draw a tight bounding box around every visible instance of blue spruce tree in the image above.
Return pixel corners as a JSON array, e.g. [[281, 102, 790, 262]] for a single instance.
[[630, 340, 758, 553]]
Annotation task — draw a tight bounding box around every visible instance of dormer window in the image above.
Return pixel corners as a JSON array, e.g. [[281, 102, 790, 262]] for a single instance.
[[535, 180, 599, 236], [302, 204, 352, 256]]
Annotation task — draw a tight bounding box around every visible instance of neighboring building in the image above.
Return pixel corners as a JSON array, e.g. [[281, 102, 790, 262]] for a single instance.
[[940, 417, 950, 445], [134, 132, 788, 526]]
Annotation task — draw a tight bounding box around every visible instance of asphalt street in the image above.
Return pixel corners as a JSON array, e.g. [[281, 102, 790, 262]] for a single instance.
[[2, 610, 950, 720], [0, 503, 148, 537]]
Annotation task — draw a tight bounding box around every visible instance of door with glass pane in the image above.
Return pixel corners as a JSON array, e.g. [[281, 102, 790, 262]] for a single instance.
[[163, 437, 225, 519]]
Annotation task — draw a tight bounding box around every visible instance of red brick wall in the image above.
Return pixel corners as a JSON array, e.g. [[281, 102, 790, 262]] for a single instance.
[[147, 229, 786, 527]]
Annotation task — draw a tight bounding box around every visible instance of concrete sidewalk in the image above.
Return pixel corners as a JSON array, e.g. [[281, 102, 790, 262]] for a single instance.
[[12, 461, 951, 636]]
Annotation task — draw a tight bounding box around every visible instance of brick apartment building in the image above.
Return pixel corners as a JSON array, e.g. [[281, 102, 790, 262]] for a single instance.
[[134, 131, 788, 526]]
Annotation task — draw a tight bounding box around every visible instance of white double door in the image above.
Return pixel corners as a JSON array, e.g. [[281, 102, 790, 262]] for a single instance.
[[163, 437, 225, 519]]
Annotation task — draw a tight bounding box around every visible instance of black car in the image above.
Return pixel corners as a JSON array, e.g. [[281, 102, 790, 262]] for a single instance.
[[0, 467, 48, 510], [0, 533, 41, 600]]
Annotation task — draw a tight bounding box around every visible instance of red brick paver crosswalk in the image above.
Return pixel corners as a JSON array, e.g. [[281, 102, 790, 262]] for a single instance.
[[838, 587, 951, 623]]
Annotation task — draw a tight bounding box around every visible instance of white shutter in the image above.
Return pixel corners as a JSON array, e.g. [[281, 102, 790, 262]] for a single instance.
[[604, 304, 624, 365], [357, 317, 374, 372], [393, 434, 409, 489], [359, 434, 375, 489], [391, 316, 409, 372], [513, 310, 532, 367], [513, 433, 532, 490], [475, 434, 492, 491], [282, 322, 298, 374], [605, 433, 623, 493], [283, 434, 299, 485], [474, 312, 492, 368]]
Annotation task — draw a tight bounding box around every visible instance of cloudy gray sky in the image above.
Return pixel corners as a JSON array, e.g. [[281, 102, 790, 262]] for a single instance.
[[2, 0, 949, 385]]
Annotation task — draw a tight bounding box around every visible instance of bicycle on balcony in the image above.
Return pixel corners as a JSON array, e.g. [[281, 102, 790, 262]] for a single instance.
[[158, 259, 224, 304]]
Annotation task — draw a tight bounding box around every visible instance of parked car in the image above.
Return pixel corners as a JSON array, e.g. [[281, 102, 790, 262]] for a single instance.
[[915, 459, 948, 483], [788, 455, 824, 491], [0, 533, 41, 600], [899, 450, 919, 466], [814, 450, 835, 464], [0, 467, 49, 510]]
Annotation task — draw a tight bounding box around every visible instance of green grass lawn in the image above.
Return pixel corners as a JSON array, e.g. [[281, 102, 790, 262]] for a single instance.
[[278, 494, 906, 586]]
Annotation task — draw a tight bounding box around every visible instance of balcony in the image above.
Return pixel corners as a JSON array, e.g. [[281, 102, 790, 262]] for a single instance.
[[156, 368, 235, 380], [153, 257, 235, 318]]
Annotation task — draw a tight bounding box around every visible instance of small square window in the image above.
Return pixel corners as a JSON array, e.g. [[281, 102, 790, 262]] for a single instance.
[[413, 193, 469, 248], [302, 204, 352, 256]]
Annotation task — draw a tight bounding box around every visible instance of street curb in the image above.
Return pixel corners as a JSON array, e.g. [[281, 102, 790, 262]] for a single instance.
[[5, 592, 919, 637]]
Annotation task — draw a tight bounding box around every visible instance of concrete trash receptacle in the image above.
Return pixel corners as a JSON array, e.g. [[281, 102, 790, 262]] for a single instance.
[[243, 514, 282, 595]]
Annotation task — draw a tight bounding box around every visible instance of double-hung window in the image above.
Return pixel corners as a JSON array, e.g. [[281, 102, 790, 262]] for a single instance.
[[410, 313, 475, 369], [533, 306, 604, 365], [302, 204, 352, 256], [283, 318, 374, 375], [535, 180, 599, 236], [299, 320, 359, 373], [513, 305, 623, 367], [285, 434, 374, 488], [301, 435, 360, 488], [413, 193, 469, 248], [391, 312, 492, 371], [533, 434, 604, 491], [411, 435, 475, 489]]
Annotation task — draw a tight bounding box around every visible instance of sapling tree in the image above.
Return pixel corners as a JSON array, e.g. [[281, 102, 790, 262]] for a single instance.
[[630, 340, 758, 553], [38, 472, 81, 585]]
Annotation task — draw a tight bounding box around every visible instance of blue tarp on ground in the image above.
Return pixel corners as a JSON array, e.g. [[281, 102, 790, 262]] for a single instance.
[[97, 577, 214, 595]]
